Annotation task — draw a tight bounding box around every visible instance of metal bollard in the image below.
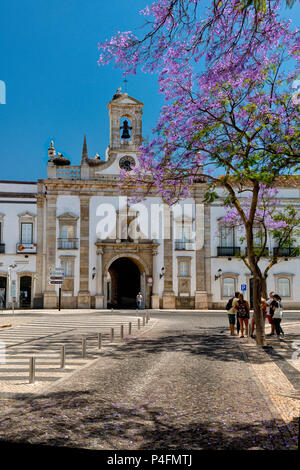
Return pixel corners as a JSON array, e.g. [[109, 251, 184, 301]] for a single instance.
[[60, 345, 65, 369], [111, 308, 113, 313], [110, 327, 114, 342], [142, 316, 145, 327], [138, 318, 141, 330], [120, 324, 124, 339], [82, 336, 86, 358], [29, 357, 35, 384], [136, 308, 138, 316], [146, 314, 149, 324], [129, 322, 132, 335], [98, 333, 102, 349]]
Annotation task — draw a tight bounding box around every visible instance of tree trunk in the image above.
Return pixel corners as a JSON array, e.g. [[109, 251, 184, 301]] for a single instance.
[[253, 276, 266, 346], [261, 277, 267, 300]]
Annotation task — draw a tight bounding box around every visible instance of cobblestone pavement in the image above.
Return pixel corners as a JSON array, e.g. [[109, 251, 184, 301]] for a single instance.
[[0, 311, 299, 450], [0, 312, 154, 396]]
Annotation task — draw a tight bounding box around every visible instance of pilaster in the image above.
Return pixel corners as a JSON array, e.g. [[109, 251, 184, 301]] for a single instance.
[[162, 205, 175, 309], [78, 196, 91, 308]]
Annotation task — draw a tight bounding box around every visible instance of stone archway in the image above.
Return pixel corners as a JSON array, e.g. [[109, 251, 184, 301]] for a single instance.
[[104, 254, 148, 309]]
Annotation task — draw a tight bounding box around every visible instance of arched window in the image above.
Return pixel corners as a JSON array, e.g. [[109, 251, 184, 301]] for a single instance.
[[222, 277, 235, 297], [277, 277, 290, 297]]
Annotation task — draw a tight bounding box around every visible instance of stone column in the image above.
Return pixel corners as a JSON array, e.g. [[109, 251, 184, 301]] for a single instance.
[[43, 195, 58, 308], [95, 247, 104, 308], [162, 205, 175, 309], [194, 195, 211, 309], [34, 193, 44, 308], [77, 196, 91, 308], [151, 249, 160, 309]]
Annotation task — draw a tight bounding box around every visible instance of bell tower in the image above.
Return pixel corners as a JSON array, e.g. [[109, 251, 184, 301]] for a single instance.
[[107, 90, 144, 152]]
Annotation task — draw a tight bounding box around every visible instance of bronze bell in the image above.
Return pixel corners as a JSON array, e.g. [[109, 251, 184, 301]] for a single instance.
[[120, 120, 132, 139]]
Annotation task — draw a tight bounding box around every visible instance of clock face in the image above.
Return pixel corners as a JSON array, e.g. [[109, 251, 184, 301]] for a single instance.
[[119, 156, 135, 171]]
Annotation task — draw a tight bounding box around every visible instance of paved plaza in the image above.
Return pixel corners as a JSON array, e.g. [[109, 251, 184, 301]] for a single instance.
[[0, 309, 299, 450]]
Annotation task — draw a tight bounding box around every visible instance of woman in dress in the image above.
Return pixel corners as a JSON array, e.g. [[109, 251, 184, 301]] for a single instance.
[[237, 293, 250, 338]]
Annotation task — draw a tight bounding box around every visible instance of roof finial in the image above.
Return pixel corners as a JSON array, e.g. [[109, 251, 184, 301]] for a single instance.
[[123, 77, 128, 93], [81, 134, 88, 163]]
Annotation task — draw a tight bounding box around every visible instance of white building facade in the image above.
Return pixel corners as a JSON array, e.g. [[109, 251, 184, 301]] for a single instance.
[[0, 91, 299, 309]]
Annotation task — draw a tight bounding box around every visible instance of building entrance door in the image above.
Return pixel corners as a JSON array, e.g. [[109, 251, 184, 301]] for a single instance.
[[0, 277, 7, 309], [20, 276, 32, 308], [108, 258, 140, 309]]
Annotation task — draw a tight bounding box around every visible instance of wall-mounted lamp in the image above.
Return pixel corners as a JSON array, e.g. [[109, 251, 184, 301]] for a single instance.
[[92, 266, 97, 280], [215, 268, 222, 280], [159, 267, 165, 279]]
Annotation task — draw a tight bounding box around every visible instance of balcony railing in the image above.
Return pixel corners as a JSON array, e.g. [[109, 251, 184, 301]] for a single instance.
[[217, 246, 241, 257], [16, 243, 37, 254], [246, 246, 269, 257], [56, 166, 81, 179], [0, 243, 5, 254], [57, 238, 79, 249], [175, 241, 194, 250], [273, 247, 299, 257]]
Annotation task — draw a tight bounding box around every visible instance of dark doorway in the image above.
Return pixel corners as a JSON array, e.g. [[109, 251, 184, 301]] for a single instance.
[[249, 278, 254, 309], [0, 277, 7, 309], [109, 258, 140, 308], [20, 276, 32, 308]]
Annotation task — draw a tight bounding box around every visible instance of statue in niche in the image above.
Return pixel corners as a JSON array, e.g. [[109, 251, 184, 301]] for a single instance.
[[120, 119, 132, 139]]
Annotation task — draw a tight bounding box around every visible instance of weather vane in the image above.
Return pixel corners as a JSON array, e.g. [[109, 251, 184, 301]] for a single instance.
[[123, 76, 128, 93]]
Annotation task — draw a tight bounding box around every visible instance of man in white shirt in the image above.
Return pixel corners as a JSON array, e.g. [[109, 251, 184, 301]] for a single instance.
[[136, 292, 143, 310], [228, 292, 240, 336]]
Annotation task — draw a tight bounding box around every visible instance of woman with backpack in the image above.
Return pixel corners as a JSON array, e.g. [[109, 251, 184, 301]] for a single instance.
[[270, 294, 284, 337], [226, 292, 240, 336], [237, 293, 250, 338]]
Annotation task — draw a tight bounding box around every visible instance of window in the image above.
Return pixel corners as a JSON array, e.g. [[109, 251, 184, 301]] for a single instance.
[[178, 261, 189, 277], [253, 226, 264, 245], [222, 278, 235, 297], [61, 225, 74, 239], [61, 260, 72, 278], [0, 221, 2, 243], [220, 226, 235, 247], [277, 277, 290, 297], [21, 223, 33, 243]]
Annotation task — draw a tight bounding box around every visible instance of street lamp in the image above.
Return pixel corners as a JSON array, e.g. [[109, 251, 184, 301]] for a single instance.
[[159, 267, 165, 279], [215, 268, 222, 281], [92, 266, 97, 280]]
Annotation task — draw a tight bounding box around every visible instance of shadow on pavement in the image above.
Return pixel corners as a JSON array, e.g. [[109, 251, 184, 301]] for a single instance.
[[0, 389, 298, 450]]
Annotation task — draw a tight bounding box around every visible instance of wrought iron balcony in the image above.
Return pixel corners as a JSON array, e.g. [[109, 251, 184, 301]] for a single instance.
[[16, 243, 37, 254], [0, 243, 5, 254], [246, 246, 269, 257], [58, 238, 78, 249], [217, 246, 241, 257], [175, 241, 194, 250], [273, 247, 299, 257]]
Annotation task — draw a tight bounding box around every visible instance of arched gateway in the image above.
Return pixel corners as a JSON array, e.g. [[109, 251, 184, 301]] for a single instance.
[[104, 254, 148, 309], [108, 258, 140, 308]]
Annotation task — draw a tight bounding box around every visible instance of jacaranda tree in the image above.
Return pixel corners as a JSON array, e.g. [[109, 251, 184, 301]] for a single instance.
[[99, 0, 300, 345]]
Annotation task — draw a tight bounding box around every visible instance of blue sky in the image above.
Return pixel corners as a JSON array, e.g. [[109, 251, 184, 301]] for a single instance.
[[0, 1, 299, 182]]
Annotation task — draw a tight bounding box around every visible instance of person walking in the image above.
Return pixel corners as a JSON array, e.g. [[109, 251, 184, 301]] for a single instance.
[[226, 292, 239, 336], [270, 294, 284, 338], [250, 297, 267, 338], [136, 292, 143, 310], [266, 291, 275, 336], [237, 293, 250, 338]]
